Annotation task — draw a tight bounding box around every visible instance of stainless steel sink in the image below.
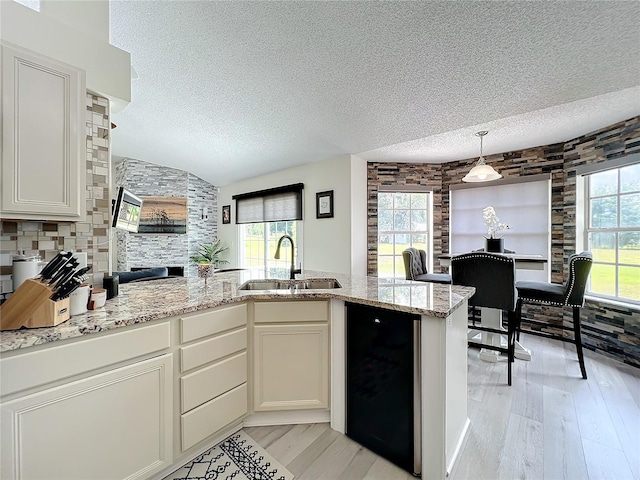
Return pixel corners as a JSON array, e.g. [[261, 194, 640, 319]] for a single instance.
[[238, 278, 342, 291], [238, 280, 287, 290], [302, 279, 342, 289]]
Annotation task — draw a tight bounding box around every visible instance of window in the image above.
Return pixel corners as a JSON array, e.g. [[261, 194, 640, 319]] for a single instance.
[[239, 221, 302, 270], [449, 175, 551, 282], [377, 190, 432, 278], [234, 183, 304, 271], [585, 162, 640, 303]]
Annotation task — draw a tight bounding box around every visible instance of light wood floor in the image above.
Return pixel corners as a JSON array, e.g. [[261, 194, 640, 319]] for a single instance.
[[245, 333, 640, 480]]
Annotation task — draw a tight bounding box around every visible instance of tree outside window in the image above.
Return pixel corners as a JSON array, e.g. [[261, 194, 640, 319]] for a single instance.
[[587, 163, 640, 303], [377, 191, 431, 278], [239, 221, 301, 270]]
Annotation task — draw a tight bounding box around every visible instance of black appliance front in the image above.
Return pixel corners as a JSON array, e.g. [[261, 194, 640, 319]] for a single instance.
[[346, 302, 420, 476]]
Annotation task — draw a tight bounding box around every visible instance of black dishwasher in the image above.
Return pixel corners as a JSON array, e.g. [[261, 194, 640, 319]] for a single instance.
[[346, 302, 421, 476]]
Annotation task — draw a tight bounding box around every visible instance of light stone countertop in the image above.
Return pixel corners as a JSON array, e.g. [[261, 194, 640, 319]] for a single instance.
[[0, 269, 474, 353]]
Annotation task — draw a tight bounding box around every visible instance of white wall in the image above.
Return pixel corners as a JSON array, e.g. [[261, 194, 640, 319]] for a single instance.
[[218, 155, 368, 276], [349, 155, 368, 276], [39, 0, 110, 42], [1, 1, 131, 112]]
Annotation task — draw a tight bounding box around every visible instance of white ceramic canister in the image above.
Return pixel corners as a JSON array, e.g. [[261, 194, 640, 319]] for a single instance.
[[12, 254, 43, 291], [69, 284, 91, 316]]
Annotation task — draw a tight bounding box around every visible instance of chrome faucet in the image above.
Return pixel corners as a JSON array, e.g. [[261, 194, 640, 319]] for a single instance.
[[274, 234, 301, 279]]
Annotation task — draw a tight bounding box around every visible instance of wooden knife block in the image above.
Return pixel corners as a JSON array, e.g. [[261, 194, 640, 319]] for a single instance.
[[0, 279, 71, 330]]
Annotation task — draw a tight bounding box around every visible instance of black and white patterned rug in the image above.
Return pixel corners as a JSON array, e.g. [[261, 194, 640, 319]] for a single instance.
[[165, 431, 294, 480]]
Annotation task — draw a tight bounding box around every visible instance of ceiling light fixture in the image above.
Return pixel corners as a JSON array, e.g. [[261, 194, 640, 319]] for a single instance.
[[462, 131, 502, 183]]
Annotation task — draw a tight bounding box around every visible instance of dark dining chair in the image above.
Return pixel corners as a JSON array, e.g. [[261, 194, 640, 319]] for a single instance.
[[515, 251, 593, 379], [402, 248, 452, 284], [451, 252, 518, 385]]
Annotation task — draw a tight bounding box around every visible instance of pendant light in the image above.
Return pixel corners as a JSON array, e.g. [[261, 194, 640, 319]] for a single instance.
[[462, 131, 502, 182]]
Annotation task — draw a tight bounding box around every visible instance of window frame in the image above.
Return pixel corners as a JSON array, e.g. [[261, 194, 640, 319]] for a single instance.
[[377, 188, 434, 279], [582, 161, 640, 306], [449, 175, 551, 283]]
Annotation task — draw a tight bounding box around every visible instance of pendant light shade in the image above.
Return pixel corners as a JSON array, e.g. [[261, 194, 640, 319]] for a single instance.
[[462, 131, 502, 183]]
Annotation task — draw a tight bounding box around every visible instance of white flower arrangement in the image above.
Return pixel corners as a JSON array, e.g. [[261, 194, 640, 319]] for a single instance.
[[483, 206, 511, 239]]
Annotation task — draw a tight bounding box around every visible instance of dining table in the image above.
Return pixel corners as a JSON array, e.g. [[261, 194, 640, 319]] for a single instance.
[[438, 253, 548, 362]]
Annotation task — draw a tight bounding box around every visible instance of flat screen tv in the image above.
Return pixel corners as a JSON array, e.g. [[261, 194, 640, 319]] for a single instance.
[[112, 187, 143, 233]]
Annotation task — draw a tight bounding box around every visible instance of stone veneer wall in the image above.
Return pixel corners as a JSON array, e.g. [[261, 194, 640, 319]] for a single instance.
[[115, 158, 219, 277], [562, 118, 640, 365], [367, 116, 640, 367], [366, 163, 443, 275], [0, 94, 112, 293]]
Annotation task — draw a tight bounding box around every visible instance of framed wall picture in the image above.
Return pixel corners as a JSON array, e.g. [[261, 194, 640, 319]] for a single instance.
[[316, 190, 334, 219], [222, 205, 231, 224], [138, 196, 187, 234]]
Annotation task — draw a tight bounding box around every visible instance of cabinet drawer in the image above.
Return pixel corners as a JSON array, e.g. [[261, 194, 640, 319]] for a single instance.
[[181, 351, 246, 413], [181, 303, 247, 343], [0, 322, 170, 397], [181, 383, 247, 452], [254, 300, 328, 323], [180, 327, 247, 373]]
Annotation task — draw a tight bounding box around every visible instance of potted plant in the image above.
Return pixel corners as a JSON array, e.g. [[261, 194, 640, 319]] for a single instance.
[[190, 240, 229, 283], [482, 206, 511, 252]]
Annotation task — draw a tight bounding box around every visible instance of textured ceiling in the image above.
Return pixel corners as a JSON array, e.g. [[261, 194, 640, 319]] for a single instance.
[[109, 1, 640, 186]]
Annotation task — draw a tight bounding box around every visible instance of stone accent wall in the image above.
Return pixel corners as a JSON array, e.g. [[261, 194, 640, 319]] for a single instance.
[[367, 116, 640, 367], [366, 163, 443, 275], [115, 158, 219, 277], [0, 93, 111, 293], [563, 117, 640, 365]]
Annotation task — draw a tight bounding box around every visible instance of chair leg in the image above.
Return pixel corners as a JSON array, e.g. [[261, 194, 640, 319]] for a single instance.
[[515, 298, 523, 342], [507, 311, 516, 386], [573, 307, 588, 380]]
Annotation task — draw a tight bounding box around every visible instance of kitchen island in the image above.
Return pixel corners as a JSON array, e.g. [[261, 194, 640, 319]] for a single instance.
[[0, 269, 474, 480]]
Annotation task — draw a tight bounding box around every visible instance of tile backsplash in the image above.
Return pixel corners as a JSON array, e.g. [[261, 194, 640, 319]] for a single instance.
[[0, 93, 111, 294]]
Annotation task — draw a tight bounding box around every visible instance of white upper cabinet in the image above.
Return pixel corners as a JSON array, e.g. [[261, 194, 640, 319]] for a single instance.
[[1, 42, 85, 221]]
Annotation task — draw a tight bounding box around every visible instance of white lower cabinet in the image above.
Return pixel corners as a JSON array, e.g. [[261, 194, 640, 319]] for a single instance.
[[253, 302, 329, 411], [180, 351, 247, 414], [0, 298, 334, 478], [1, 354, 173, 480], [178, 304, 248, 452], [181, 383, 248, 451]]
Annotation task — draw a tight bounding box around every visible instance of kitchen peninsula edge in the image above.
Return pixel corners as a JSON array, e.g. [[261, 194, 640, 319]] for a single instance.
[[0, 269, 473, 352], [0, 270, 474, 480]]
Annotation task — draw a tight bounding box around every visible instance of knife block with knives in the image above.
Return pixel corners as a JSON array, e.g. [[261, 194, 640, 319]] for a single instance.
[[0, 251, 92, 331], [0, 279, 70, 330]]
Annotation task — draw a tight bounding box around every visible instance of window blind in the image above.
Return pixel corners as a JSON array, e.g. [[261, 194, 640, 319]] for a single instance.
[[449, 176, 551, 282], [233, 183, 303, 224]]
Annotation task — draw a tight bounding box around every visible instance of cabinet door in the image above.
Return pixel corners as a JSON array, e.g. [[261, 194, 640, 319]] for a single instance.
[[1, 42, 85, 220], [1, 354, 173, 480], [254, 324, 329, 411]]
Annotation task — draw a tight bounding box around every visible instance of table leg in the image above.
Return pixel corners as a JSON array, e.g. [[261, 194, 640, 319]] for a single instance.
[[514, 342, 531, 361], [468, 308, 531, 362]]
